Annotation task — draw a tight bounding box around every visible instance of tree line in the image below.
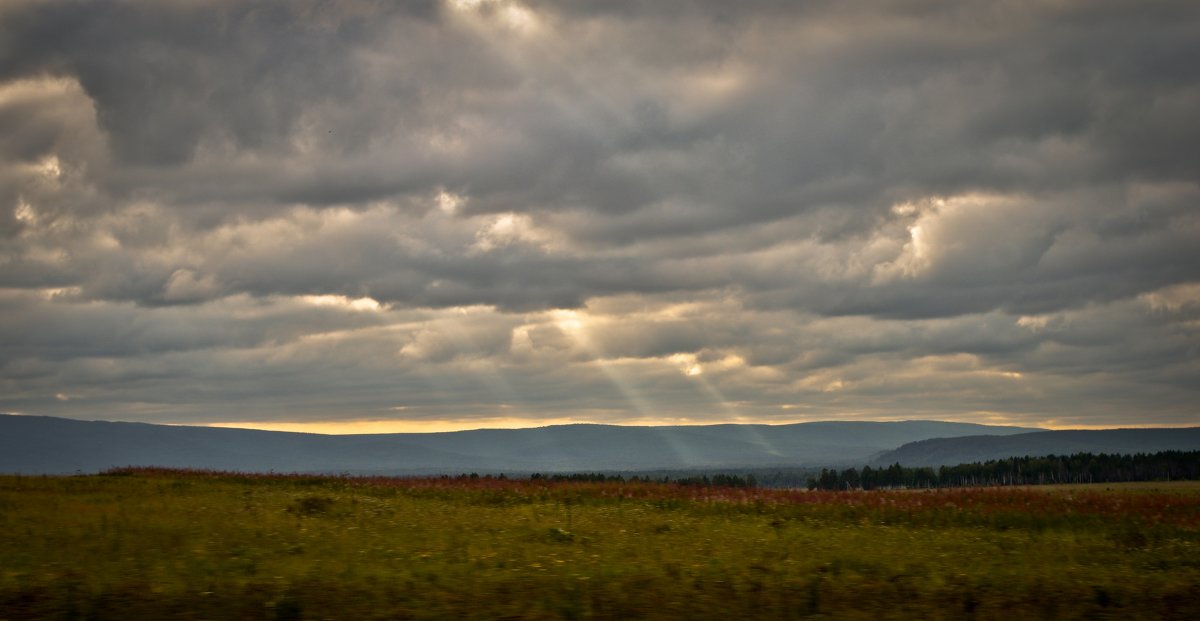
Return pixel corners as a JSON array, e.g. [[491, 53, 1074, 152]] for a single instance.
[[807, 450, 1200, 490]]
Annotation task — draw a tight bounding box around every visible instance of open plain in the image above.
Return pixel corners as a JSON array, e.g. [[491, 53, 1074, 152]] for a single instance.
[[2, 470, 1198, 620]]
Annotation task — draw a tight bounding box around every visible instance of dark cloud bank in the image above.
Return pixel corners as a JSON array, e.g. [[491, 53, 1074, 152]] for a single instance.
[[1, 0, 1198, 430]]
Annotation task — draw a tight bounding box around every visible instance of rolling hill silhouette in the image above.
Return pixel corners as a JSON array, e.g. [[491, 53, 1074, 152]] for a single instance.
[[874, 428, 1200, 467], [0, 415, 1043, 474]]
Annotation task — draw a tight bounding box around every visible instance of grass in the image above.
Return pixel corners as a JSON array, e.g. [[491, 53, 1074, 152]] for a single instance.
[[1016, 480, 1200, 494], [2, 469, 1198, 620]]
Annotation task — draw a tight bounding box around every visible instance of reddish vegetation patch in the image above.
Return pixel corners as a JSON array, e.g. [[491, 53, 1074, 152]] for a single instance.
[[105, 467, 1200, 529]]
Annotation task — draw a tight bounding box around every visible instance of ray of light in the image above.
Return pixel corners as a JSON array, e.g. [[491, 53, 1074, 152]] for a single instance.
[[552, 310, 702, 465], [686, 363, 783, 456]]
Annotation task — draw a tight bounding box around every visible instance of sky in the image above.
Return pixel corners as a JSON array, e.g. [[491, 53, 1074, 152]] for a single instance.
[[1, 0, 1198, 433]]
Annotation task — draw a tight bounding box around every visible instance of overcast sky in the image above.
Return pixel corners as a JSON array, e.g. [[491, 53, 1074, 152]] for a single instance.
[[2, 0, 1198, 432]]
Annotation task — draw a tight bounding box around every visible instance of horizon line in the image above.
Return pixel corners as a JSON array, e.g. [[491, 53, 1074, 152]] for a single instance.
[[5, 412, 1193, 436]]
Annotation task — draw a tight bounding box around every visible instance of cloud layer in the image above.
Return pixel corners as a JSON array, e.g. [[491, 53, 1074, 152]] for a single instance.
[[2, 0, 1198, 430]]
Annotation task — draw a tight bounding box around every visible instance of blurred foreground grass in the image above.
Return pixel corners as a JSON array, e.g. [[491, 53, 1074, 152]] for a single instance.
[[1, 470, 1198, 620]]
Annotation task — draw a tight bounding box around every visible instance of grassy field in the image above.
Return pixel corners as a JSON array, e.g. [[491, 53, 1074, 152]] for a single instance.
[[1016, 480, 1200, 493], [2, 469, 1198, 620]]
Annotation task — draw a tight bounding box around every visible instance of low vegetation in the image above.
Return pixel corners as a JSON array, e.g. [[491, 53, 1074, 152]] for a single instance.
[[2, 468, 1198, 620]]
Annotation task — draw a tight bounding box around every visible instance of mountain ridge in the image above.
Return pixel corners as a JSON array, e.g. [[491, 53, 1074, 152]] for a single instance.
[[874, 428, 1200, 467], [1, 414, 1041, 474]]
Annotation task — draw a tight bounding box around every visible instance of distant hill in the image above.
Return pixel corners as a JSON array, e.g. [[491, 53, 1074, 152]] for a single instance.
[[874, 428, 1200, 467], [0, 415, 1040, 475]]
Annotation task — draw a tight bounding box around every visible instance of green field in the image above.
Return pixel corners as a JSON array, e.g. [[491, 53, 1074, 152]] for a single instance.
[[2, 470, 1198, 620]]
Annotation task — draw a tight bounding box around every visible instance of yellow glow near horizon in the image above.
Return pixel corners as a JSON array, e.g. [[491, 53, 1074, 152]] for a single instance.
[[205, 418, 585, 435], [203, 415, 823, 435], [28, 414, 1184, 435], [194, 415, 1189, 435]]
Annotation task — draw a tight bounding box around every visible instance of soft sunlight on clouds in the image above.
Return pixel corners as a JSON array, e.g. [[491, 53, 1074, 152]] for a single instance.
[[1, 0, 1198, 430], [669, 353, 704, 377], [471, 212, 560, 253], [435, 190, 464, 215], [1141, 283, 1200, 313], [299, 294, 383, 312], [448, 0, 541, 35]]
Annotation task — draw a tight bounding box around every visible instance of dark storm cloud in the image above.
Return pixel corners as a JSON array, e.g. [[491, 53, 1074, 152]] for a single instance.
[[0, 1, 443, 164], [1, 0, 1198, 427]]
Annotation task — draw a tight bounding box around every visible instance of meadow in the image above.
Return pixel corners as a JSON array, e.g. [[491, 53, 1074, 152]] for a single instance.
[[1, 469, 1198, 620]]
